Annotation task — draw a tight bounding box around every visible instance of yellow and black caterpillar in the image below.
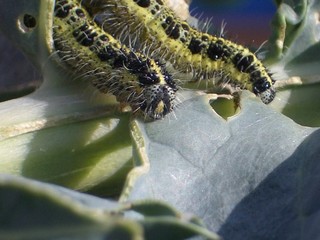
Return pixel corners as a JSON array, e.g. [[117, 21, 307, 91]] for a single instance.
[[53, 0, 177, 119], [83, 0, 276, 104]]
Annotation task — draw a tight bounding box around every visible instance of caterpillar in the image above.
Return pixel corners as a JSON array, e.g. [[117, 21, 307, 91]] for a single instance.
[[52, 0, 177, 119], [82, 0, 276, 104]]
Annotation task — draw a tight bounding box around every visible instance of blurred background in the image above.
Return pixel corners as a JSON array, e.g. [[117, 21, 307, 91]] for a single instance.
[[190, 0, 276, 46], [0, 0, 276, 101]]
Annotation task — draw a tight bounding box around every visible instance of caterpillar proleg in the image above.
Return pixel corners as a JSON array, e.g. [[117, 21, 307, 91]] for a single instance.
[[52, 0, 177, 119], [83, 0, 276, 104]]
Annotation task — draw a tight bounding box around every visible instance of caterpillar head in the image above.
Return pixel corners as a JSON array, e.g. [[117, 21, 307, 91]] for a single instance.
[[258, 86, 276, 104], [141, 84, 177, 119], [133, 59, 177, 119], [252, 74, 276, 104]]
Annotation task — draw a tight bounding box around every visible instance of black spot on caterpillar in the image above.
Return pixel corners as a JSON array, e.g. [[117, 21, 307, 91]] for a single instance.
[[52, 0, 177, 119], [83, 0, 276, 104]]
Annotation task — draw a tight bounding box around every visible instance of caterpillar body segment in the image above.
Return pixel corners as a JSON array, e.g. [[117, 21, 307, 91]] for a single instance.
[[53, 0, 177, 119], [83, 0, 276, 104]]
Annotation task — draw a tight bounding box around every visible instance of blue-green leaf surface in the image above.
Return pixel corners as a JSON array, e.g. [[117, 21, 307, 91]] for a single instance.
[[122, 92, 319, 239], [0, 174, 220, 240]]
